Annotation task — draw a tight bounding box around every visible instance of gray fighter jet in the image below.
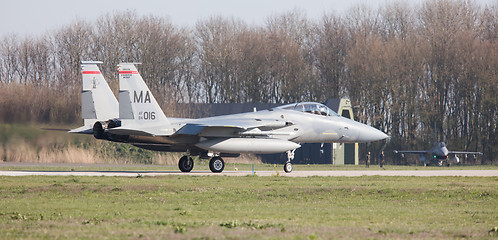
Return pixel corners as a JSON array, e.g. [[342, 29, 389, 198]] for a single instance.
[[394, 131, 482, 166], [71, 62, 388, 173]]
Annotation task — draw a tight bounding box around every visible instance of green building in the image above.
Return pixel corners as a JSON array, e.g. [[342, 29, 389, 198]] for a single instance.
[[325, 99, 359, 165]]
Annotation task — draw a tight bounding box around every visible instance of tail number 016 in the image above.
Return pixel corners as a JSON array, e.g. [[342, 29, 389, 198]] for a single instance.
[[139, 112, 156, 120]]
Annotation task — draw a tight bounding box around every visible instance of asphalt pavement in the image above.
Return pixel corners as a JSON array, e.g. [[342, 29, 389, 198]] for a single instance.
[[0, 169, 497, 177]]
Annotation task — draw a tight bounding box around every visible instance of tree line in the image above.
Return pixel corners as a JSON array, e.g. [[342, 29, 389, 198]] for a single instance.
[[0, 0, 496, 163]]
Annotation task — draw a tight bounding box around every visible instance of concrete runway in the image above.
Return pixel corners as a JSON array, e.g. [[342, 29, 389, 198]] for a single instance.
[[1, 170, 497, 177]]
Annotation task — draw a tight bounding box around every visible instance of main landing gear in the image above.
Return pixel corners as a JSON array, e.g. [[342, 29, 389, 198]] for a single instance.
[[209, 156, 225, 173], [284, 149, 296, 173], [178, 155, 194, 172], [178, 151, 225, 173]]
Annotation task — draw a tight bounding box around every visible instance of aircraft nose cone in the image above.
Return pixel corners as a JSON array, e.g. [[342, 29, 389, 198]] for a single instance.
[[340, 118, 389, 143], [358, 125, 389, 142]]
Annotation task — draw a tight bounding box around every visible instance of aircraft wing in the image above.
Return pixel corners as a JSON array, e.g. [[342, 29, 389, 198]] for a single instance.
[[174, 118, 292, 136], [448, 151, 483, 155], [193, 118, 290, 129], [393, 150, 429, 154], [107, 118, 291, 137]]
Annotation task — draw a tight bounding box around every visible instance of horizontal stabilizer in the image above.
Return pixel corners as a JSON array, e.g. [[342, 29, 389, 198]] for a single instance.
[[42, 127, 72, 132], [68, 126, 93, 134], [393, 150, 428, 154]]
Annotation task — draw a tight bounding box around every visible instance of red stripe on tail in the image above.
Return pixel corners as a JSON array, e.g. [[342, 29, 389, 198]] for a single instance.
[[119, 71, 139, 74], [82, 71, 101, 74]]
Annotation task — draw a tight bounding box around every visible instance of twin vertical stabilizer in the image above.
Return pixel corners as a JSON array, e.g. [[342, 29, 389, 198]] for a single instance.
[[70, 61, 118, 133], [117, 63, 170, 126], [71, 62, 172, 136]]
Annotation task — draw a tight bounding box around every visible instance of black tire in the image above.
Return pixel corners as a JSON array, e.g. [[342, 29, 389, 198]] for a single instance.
[[178, 156, 194, 172], [209, 157, 225, 173], [284, 162, 292, 173]]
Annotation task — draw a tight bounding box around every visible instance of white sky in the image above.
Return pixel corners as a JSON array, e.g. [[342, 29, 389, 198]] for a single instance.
[[1, 0, 495, 37]]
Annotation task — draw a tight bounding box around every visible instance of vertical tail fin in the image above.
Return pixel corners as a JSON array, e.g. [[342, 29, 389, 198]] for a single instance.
[[70, 61, 119, 133], [118, 63, 169, 126]]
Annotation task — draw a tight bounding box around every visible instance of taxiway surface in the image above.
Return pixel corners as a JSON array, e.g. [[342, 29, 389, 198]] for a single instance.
[[1, 170, 497, 177]]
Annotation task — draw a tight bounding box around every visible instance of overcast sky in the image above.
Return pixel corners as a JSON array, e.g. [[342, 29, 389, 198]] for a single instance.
[[1, 0, 495, 37]]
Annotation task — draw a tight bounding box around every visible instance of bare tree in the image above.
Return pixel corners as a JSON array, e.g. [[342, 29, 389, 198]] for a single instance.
[[0, 1, 496, 161]]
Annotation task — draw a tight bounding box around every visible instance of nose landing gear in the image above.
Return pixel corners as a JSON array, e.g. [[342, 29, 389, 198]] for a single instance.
[[284, 149, 296, 173]]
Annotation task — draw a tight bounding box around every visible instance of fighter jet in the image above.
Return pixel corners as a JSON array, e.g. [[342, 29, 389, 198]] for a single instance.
[[72, 62, 389, 173], [393, 130, 482, 166]]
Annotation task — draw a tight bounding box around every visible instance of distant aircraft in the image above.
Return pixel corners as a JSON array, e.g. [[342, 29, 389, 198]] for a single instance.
[[71, 62, 389, 173], [393, 128, 482, 166]]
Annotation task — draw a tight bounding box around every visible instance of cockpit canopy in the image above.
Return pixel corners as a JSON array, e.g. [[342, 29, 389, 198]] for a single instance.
[[278, 102, 339, 117], [439, 142, 446, 148]]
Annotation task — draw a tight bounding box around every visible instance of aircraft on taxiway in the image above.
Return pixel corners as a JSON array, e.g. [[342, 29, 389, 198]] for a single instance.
[[393, 129, 482, 166], [70, 61, 389, 173]]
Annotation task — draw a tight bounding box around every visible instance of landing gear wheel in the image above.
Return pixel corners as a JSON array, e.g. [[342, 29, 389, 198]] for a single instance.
[[284, 162, 293, 173], [209, 157, 225, 173], [178, 156, 194, 172]]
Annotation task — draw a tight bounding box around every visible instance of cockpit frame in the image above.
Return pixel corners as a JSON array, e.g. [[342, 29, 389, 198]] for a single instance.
[[278, 102, 339, 117]]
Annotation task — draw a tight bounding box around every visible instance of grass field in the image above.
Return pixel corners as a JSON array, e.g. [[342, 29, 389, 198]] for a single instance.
[[0, 174, 497, 239]]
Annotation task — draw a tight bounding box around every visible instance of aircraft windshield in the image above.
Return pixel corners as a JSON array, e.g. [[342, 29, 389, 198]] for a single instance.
[[279, 102, 339, 117]]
